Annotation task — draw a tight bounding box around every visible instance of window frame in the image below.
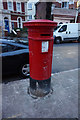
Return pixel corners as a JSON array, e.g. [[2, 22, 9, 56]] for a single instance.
[[16, 2, 21, 12], [61, 2, 69, 9], [69, 0, 74, 4], [7, 0, 13, 11], [28, 3, 32, 10], [28, 15, 32, 20], [58, 25, 67, 32]]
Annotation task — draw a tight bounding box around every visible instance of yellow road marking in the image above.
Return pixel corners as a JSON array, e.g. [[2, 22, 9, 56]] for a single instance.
[[7, 113, 21, 118]]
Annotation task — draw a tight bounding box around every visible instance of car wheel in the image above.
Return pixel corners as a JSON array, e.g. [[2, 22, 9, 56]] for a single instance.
[[55, 38, 61, 44], [19, 63, 30, 78]]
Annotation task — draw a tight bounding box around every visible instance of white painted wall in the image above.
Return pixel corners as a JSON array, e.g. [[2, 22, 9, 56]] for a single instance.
[[0, 0, 3, 37], [54, 17, 70, 24], [27, 0, 39, 21], [0, 0, 3, 25]]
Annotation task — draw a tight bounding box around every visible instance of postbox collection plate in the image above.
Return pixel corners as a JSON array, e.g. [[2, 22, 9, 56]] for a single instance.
[[42, 41, 49, 53]]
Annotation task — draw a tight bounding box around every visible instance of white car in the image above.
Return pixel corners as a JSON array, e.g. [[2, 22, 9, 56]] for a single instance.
[[53, 23, 80, 44]]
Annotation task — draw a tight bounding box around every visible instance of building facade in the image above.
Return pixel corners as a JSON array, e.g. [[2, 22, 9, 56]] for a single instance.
[[51, 1, 78, 23], [35, 0, 79, 24], [77, 0, 80, 23], [0, 0, 3, 37], [0, 0, 28, 37], [27, 0, 37, 21]]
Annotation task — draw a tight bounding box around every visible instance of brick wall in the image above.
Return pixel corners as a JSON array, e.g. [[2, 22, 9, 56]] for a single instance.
[[11, 15, 25, 21], [21, 2, 25, 12], [14, 22, 17, 28], [53, 2, 61, 8], [13, 2, 16, 11], [77, 12, 80, 23], [3, 1, 25, 13], [3, 1, 7, 9], [52, 2, 77, 9], [69, 2, 77, 9]]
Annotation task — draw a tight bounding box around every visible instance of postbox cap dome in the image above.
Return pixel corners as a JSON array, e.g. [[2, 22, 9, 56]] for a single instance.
[[24, 19, 57, 27]]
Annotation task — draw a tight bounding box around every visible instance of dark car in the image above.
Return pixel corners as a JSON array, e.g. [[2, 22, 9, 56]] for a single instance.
[[0, 39, 29, 78]]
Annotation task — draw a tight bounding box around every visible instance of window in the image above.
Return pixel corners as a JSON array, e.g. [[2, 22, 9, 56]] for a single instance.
[[8, 1, 13, 11], [62, 2, 69, 8], [2, 43, 21, 53], [2, 44, 8, 53], [28, 3, 32, 9], [29, 15, 32, 20], [58, 25, 67, 32], [69, 0, 74, 4], [54, 25, 61, 32], [17, 2, 21, 12], [7, 45, 15, 52]]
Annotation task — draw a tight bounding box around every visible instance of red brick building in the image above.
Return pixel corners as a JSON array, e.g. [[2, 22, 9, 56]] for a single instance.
[[1, 0, 27, 36], [51, 1, 78, 23], [77, 2, 80, 23], [77, 10, 80, 23]]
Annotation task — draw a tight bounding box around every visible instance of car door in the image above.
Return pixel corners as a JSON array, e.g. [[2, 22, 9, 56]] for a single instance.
[[2, 43, 21, 75], [58, 25, 68, 41], [2, 43, 14, 74], [67, 23, 78, 41]]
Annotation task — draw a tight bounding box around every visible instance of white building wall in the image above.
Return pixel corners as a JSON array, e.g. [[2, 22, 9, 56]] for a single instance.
[[25, 2, 28, 21], [27, 2, 35, 20], [54, 17, 71, 24], [27, 0, 39, 21], [0, 0, 3, 37]]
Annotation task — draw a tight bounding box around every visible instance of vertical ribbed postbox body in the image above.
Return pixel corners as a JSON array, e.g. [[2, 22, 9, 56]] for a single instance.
[[24, 20, 57, 96]]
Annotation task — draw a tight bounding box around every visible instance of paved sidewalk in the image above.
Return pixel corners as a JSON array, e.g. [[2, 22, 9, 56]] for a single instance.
[[2, 69, 79, 118]]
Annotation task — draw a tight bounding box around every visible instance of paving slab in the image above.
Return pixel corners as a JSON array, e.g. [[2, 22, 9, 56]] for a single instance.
[[2, 68, 79, 118]]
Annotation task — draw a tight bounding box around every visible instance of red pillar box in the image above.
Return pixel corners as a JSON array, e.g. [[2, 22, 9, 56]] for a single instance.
[[24, 20, 57, 97]]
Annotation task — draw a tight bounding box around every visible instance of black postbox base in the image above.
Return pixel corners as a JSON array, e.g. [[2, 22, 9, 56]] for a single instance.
[[29, 77, 51, 97]]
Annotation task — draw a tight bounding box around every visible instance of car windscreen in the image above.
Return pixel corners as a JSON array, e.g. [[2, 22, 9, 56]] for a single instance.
[[1, 44, 8, 53], [54, 25, 61, 32], [58, 25, 67, 32], [1, 43, 24, 53]]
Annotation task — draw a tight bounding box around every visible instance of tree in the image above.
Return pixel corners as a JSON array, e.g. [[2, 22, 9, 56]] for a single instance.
[[46, 2, 52, 20], [35, 1, 52, 20]]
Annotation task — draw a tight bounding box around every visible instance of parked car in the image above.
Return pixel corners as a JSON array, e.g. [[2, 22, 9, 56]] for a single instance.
[[53, 23, 80, 44], [0, 39, 29, 78]]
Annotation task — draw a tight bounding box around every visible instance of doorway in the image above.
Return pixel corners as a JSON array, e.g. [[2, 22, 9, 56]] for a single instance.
[[4, 17, 10, 32]]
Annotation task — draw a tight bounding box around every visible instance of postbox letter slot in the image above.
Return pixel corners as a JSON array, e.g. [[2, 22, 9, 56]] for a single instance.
[[40, 34, 50, 36]]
